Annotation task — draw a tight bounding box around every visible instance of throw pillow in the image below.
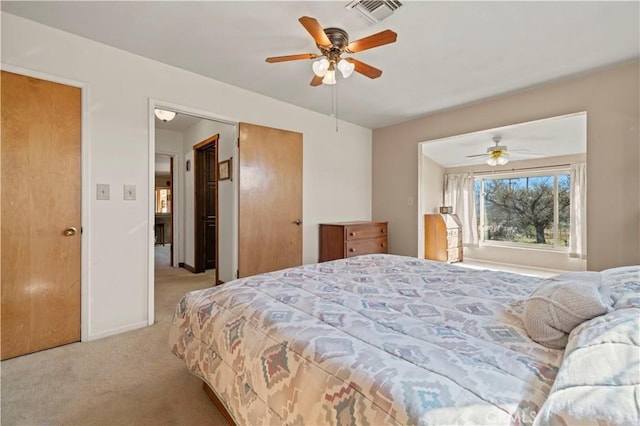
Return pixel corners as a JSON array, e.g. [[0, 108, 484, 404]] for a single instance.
[[523, 278, 612, 349]]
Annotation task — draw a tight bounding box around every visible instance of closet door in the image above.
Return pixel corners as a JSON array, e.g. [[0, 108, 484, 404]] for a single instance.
[[1, 71, 81, 359]]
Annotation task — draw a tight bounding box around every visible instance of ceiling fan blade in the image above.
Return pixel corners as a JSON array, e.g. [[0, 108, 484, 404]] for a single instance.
[[511, 152, 545, 157], [345, 58, 382, 79], [265, 53, 318, 63], [310, 75, 323, 86], [466, 153, 489, 158], [299, 16, 332, 48], [345, 29, 397, 53]]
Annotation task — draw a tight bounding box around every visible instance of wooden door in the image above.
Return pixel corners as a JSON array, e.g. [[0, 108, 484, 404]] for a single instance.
[[238, 123, 302, 278], [1, 71, 81, 360], [194, 135, 218, 274]]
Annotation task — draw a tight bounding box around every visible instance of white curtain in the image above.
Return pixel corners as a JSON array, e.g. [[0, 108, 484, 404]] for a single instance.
[[444, 173, 478, 245], [569, 163, 587, 259]]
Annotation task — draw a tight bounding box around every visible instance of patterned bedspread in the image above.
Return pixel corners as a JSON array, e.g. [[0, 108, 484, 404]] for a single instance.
[[169, 254, 563, 425]]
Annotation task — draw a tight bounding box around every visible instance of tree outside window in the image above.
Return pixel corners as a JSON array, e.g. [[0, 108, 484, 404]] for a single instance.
[[475, 173, 570, 248]]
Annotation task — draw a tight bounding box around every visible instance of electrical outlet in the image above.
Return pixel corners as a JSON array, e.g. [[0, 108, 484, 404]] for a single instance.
[[124, 184, 136, 200], [407, 196, 414, 206], [97, 184, 110, 200]]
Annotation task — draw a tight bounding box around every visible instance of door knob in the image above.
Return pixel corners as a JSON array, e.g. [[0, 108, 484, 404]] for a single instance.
[[64, 227, 77, 236], [294, 219, 302, 225]]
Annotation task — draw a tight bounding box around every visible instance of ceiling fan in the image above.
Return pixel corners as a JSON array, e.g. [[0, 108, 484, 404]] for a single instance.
[[467, 135, 511, 166], [265, 16, 397, 86]]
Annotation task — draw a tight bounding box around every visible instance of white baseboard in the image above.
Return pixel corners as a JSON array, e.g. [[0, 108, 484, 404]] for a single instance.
[[86, 320, 148, 341], [461, 257, 565, 277]]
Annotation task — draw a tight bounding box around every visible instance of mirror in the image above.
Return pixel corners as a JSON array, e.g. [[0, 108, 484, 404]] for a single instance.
[[418, 112, 587, 273]]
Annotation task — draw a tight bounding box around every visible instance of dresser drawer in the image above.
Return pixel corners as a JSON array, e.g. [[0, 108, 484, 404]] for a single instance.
[[346, 237, 387, 257], [345, 223, 387, 240], [319, 221, 388, 262]]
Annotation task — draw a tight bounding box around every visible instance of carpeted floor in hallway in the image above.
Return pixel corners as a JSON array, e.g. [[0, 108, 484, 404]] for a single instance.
[[1, 245, 229, 426]]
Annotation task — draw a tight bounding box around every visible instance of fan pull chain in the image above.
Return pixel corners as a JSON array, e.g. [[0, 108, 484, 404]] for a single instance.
[[334, 83, 338, 132], [329, 82, 338, 132]]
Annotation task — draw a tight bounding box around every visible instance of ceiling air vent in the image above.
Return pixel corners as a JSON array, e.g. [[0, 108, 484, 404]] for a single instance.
[[346, 0, 403, 24]]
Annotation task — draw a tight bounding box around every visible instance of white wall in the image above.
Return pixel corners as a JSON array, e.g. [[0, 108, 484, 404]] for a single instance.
[[1, 13, 372, 339], [417, 153, 444, 258], [182, 119, 236, 282], [156, 129, 183, 153]]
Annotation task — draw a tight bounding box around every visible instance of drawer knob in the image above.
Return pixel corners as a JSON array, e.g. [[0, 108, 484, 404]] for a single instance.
[[349, 248, 355, 252]]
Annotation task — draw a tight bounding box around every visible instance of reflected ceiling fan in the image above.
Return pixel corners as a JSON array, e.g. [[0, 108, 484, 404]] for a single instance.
[[466, 135, 512, 166], [265, 16, 397, 86], [466, 135, 542, 166]]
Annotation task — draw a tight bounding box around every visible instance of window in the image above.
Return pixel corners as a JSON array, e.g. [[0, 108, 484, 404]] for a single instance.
[[155, 189, 171, 214], [475, 171, 570, 249]]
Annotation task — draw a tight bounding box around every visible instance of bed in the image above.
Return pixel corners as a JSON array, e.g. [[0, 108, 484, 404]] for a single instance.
[[169, 254, 639, 425]]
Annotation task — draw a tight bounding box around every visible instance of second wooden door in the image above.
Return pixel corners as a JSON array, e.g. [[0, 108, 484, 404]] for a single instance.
[[194, 135, 218, 274], [238, 123, 302, 278]]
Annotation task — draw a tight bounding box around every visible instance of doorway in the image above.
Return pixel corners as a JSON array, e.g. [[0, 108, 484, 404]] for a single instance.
[[148, 102, 305, 324], [150, 102, 238, 325], [154, 154, 174, 268]]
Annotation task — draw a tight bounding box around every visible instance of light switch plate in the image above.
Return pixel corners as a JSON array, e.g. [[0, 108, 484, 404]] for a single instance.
[[124, 184, 136, 201], [97, 184, 110, 200]]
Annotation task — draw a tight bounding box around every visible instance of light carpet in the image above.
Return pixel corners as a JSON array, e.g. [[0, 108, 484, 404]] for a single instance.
[[1, 246, 229, 425]]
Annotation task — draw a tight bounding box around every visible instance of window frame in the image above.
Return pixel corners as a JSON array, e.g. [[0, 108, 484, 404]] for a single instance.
[[475, 168, 570, 251]]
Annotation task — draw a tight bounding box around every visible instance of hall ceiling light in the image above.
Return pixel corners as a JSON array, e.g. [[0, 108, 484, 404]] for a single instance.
[[154, 108, 177, 122]]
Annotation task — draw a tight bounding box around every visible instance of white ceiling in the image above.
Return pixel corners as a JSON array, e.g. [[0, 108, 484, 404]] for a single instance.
[[421, 112, 586, 168], [2, 1, 638, 130], [155, 112, 203, 132]]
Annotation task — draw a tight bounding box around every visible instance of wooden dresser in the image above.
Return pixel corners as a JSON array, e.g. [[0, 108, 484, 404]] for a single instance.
[[424, 214, 463, 263], [319, 221, 387, 262]]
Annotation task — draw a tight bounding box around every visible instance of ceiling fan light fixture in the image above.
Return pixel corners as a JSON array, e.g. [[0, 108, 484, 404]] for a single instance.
[[486, 149, 509, 166], [266, 16, 397, 88], [322, 69, 337, 85], [337, 59, 355, 78], [312, 58, 330, 77], [154, 108, 176, 123]]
